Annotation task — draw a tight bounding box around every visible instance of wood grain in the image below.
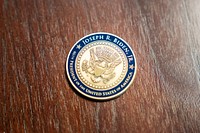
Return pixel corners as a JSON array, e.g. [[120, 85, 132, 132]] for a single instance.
[[1, 0, 200, 132]]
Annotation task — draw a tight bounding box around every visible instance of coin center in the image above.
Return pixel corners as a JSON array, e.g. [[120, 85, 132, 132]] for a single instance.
[[76, 41, 128, 90]]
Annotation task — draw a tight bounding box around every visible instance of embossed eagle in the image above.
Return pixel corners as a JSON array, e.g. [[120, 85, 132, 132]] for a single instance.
[[82, 47, 122, 84]]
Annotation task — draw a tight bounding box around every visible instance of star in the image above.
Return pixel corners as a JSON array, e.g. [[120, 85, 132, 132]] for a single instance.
[[129, 64, 135, 70], [76, 44, 81, 49]]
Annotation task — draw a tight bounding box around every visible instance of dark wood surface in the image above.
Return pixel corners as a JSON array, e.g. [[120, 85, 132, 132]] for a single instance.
[[1, 0, 200, 132]]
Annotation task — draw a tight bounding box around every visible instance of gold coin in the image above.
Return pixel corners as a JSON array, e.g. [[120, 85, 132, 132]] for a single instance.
[[66, 32, 137, 100]]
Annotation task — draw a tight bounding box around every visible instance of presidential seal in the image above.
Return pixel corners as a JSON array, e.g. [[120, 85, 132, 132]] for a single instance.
[[66, 32, 137, 100]]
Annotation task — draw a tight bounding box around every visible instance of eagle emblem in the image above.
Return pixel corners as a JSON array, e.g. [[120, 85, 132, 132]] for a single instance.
[[82, 46, 122, 84]]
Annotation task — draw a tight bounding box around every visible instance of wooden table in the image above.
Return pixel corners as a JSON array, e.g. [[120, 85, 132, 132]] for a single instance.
[[1, 0, 200, 132]]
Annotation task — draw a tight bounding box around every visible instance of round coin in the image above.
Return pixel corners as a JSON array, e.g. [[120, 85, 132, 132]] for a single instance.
[[66, 32, 137, 100]]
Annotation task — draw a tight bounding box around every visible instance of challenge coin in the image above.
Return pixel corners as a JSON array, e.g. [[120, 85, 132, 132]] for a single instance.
[[66, 32, 137, 100]]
